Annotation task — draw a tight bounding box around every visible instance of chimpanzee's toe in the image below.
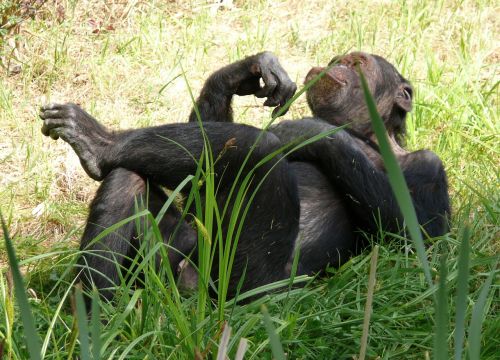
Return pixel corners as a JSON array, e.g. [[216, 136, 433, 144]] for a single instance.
[[39, 102, 106, 181]]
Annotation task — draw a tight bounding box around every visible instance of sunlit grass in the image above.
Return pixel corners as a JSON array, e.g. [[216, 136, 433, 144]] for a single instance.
[[0, 0, 498, 358]]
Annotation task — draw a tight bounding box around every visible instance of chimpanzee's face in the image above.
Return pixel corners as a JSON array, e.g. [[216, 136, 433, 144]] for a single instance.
[[305, 52, 413, 137]]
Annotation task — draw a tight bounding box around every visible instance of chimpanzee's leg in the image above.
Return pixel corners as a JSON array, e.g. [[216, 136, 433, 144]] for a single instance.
[[41, 103, 300, 296], [104, 125, 299, 294], [78, 168, 196, 304], [321, 142, 450, 237]]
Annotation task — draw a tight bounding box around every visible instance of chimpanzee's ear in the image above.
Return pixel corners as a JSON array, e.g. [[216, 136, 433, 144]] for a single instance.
[[395, 84, 413, 112]]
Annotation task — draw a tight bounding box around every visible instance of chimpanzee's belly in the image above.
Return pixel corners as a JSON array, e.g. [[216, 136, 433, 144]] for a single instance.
[[290, 161, 356, 274]]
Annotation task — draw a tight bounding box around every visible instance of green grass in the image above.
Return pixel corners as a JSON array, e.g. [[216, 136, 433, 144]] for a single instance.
[[0, 0, 498, 358]]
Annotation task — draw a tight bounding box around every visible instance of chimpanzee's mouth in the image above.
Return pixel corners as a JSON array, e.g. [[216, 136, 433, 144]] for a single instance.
[[326, 66, 348, 86], [305, 66, 349, 87]]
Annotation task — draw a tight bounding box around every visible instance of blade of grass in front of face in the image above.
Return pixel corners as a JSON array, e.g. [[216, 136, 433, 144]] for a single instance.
[[434, 251, 449, 360], [261, 305, 286, 360], [75, 285, 90, 360], [454, 226, 471, 360], [467, 260, 497, 360], [1, 211, 41, 360], [359, 72, 433, 288], [266, 56, 346, 124]]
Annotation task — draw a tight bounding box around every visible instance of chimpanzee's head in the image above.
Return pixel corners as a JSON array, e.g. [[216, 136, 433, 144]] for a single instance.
[[305, 52, 413, 140]]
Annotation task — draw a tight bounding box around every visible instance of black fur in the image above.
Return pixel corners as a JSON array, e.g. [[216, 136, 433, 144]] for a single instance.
[[39, 51, 450, 304]]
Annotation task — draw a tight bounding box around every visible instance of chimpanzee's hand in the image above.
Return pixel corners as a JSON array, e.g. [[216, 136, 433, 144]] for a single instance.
[[39, 103, 112, 181], [236, 52, 297, 117]]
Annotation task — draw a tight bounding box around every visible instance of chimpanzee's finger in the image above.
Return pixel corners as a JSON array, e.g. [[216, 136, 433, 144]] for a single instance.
[[41, 118, 67, 136], [49, 129, 60, 140], [263, 77, 289, 108], [263, 93, 281, 107], [255, 67, 277, 98], [40, 103, 65, 112], [39, 109, 66, 119], [270, 79, 297, 117]]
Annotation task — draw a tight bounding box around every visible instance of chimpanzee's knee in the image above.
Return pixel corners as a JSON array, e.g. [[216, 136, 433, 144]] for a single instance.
[[403, 150, 450, 237], [78, 168, 147, 304], [404, 150, 446, 180]]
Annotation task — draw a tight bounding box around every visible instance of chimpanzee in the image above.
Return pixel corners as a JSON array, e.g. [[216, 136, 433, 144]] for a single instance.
[[39, 51, 450, 303]]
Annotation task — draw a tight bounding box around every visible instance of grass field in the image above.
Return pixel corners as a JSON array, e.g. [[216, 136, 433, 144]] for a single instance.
[[0, 0, 498, 358]]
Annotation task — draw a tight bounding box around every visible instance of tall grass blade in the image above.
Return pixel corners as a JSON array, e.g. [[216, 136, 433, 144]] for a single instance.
[[91, 289, 101, 360], [235, 338, 249, 360], [117, 331, 159, 360], [261, 305, 286, 360], [81, 209, 150, 250], [467, 261, 497, 360], [216, 323, 231, 360], [359, 245, 379, 360], [181, 66, 219, 338], [227, 275, 311, 305], [41, 275, 79, 358], [75, 284, 91, 360], [0, 211, 41, 360], [434, 251, 449, 360], [359, 72, 433, 288], [454, 227, 471, 360]]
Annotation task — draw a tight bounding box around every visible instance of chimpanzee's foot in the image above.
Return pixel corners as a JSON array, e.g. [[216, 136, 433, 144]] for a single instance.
[[39, 103, 113, 181]]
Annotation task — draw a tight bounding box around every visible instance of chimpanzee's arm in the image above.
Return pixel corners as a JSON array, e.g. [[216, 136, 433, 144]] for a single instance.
[[189, 52, 296, 123], [271, 119, 450, 237]]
